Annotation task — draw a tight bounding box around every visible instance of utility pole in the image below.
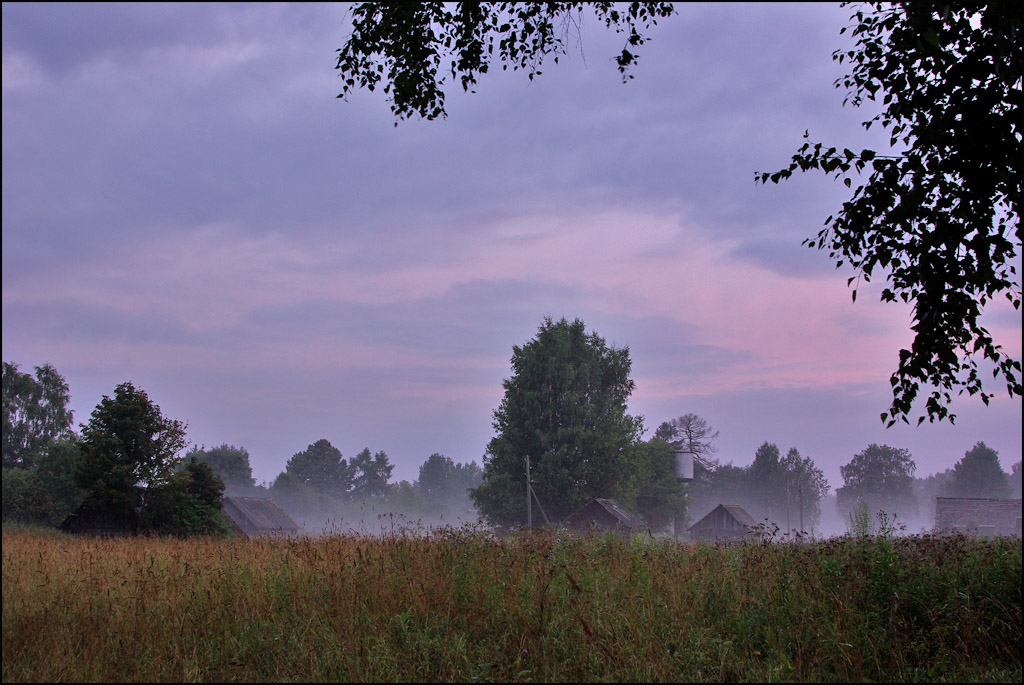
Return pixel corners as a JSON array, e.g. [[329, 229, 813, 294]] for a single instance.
[[526, 454, 532, 529], [798, 481, 804, 535], [786, 480, 791, 536]]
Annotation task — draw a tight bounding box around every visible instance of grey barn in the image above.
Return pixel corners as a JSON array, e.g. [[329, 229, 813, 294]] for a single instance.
[[688, 504, 756, 542], [221, 496, 301, 537], [564, 498, 648, 536]]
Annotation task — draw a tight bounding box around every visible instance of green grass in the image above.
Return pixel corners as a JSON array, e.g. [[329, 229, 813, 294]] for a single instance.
[[3, 527, 1020, 682]]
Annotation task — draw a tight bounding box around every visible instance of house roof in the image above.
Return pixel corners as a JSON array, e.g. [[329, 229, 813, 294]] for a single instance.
[[222, 496, 300, 534], [688, 503, 757, 530], [566, 498, 647, 530]]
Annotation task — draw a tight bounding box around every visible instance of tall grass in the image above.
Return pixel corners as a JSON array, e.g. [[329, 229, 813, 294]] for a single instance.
[[3, 527, 1020, 682]]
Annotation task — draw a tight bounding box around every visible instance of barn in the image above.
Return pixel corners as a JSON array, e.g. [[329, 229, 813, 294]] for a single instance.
[[688, 503, 756, 542], [221, 496, 301, 537], [563, 498, 648, 536], [934, 497, 1022, 537], [60, 497, 139, 536]]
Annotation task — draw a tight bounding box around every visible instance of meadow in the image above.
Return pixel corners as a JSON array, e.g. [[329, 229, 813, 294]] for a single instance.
[[2, 525, 1021, 682]]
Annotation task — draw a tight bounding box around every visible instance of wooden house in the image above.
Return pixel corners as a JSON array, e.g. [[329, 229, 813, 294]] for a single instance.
[[221, 495, 301, 537], [688, 503, 756, 542], [564, 498, 648, 536]]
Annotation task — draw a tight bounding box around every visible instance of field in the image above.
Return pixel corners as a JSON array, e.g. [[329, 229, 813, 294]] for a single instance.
[[3, 526, 1021, 682]]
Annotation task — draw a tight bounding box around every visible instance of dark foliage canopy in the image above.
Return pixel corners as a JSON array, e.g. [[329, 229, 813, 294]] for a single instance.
[[2, 361, 75, 469], [836, 443, 918, 517], [284, 438, 354, 499], [336, 2, 674, 122], [471, 317, 645, 527], [941, 440, 1011, 498], [759, 2, 1023, 426], [75, 382, 188, 524]]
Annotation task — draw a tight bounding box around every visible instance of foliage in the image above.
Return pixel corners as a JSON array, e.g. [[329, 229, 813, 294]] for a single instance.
[[759, 2, 1023, 426], [1, 467, 60, 526], [632, 438, 688, 532], [471, 317, 646, 527], [417, 453, 482, 508], [336, 2, 675, 122], [692, 443, 829, 532], [847, 497, 873, 537], [350, 447, 394, 500], [1, 438, 85, 528], [941, 440, 1011, 498], [187, 443, 256, 492], [2, 361, 75, 469], [75, 382, 188, 526], [283, 439, 354, 499], [836, 443, 918, 519], [1011, 461, 1022, 498], [140, 458, 229, 537], [653, 413, 719, 468], [3, 529, 1020, 682]]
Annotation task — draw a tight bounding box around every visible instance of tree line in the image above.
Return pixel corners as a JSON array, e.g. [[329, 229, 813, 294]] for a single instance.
[[1, 361, 481, 534], [4, 339, 1020, 536]]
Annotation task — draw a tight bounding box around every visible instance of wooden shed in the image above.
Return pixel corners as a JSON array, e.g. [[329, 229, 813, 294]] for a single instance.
[[564, 498, 648, 536], [221, 496, 301, 537], [60, 490, 144, 537], [688, 504, 756, 542]]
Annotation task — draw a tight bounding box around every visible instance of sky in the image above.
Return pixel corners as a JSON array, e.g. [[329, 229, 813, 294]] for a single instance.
[[3, 2, 1021, 493]]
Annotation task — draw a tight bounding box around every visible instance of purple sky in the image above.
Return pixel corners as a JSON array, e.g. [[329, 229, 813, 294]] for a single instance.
[[3, 3, 1021, 490]]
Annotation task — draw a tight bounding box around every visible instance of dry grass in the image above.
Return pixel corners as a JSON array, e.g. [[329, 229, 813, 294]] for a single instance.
[[3, 526, 1020, 682]]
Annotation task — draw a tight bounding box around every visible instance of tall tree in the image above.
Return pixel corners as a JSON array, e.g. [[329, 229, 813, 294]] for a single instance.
[[335, 3, 1023, 427], [284, 439, 355, 499], [745, 442, 829, 531], [351, 448, 394, 500], [941, 441, 1011, 499], [188, 443, 256, 492], [471, 317, 645, 528], [417, 453, 482, 506], [836, 444, 918, 519], [75, 382, 188, 525], [654, 414, 718, 458], [2, 361, 75, 469]]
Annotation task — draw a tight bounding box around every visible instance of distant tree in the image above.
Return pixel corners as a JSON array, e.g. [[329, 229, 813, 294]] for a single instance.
[[779, 447, 830, 531], [836, 444, 918, 519], [633, 437, 688, 533], [351, 448, 394, 500], [746, 442, 829, 531], [1011, 461, 1022, 499], [913, 466, 953, 524], [2, 361, 75, 469], [188, 443, 256, 492], [471, 317, 645, 528], [941, 441, 1011, 499], [140, 457, 229, 536], [284, 439, 355, 499], [417, 453, 482, 508], [654, 414, 719, 462], [75, 382, 188, 527]]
